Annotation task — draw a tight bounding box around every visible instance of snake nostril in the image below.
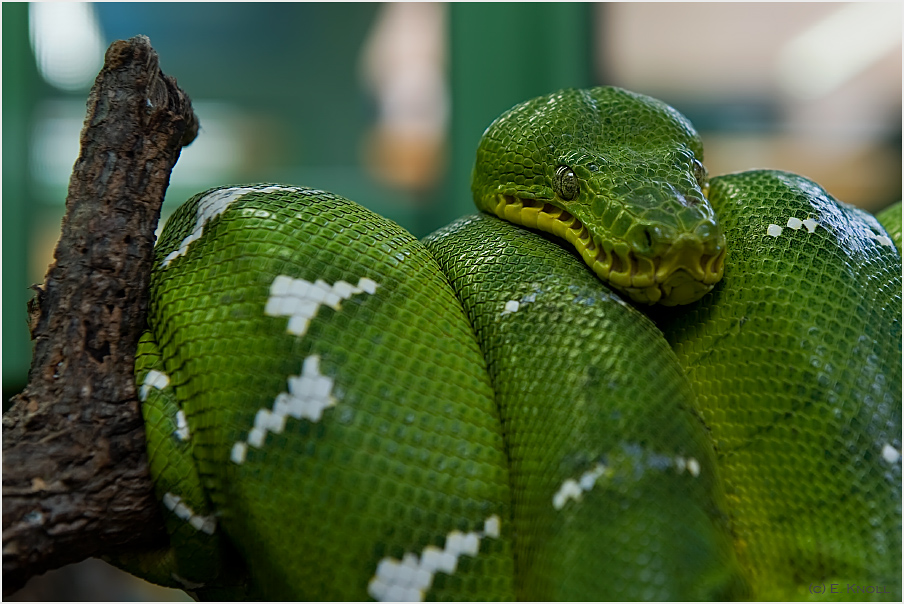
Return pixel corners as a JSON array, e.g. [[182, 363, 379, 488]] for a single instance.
[[694, 222, 714, 241], [641, 225, 669, 251]]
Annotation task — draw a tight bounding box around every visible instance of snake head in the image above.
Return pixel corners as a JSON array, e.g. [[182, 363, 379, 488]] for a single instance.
[[472, 86, 726, 305]]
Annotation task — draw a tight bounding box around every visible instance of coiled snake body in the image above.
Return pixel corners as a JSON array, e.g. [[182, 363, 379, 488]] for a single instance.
[[117, 87, 901, 601]]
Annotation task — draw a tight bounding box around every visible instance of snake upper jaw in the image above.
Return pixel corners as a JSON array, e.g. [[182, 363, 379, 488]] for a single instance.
[[655, 233, 726, 281], [592, 236, 726, 306], [485, 192, 726, 306]]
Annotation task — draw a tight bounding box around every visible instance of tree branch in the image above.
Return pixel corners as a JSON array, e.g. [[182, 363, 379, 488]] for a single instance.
[[2, 35, 198, 596]]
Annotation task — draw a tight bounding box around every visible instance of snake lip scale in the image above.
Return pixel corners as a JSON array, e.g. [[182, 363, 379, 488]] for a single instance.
[[493, 192, 726, 305]]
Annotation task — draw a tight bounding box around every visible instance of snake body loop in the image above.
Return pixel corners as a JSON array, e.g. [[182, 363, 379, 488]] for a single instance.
[[424, 214, 746, 600], [115, 87, 901, 601], [655, 171, 902, 601], [136, 187, 514, 600]]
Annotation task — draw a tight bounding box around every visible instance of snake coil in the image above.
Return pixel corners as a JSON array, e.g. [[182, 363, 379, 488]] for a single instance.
[[113, 87, 901, 601]]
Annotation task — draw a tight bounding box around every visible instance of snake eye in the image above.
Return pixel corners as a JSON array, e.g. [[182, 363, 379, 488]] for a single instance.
[[555, 165, 579, 201], [692, 159, 708, 187]]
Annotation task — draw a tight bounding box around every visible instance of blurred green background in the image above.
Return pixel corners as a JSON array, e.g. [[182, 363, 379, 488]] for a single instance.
[[3, 2, 901, 600]]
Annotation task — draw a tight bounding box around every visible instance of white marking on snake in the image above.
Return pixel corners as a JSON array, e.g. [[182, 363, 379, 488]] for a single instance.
[[161, 185, 302, 268], [265, 275, 379, 336], [872, 233, 894, 247], [140, 371, 190, 441], [775, 216, 819, 237], [368, 515, 502, 602], [230, 442, 247, 464], [162, 492, 217, 534], [139, 369, 170, 401], [231, 355, 335, 463], [881, 444, 901, 464], [500, 300, 520, 315], [501, 291, 541, 316], [674, 456, 700, 477], [483, 515, 501, 538], [552, 463, 609, 510], [687, 457, 701, 477], [174, 410, 190, 441]]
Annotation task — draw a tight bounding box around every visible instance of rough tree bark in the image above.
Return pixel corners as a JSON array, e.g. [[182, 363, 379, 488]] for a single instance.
[[2, 36, 198, 596]]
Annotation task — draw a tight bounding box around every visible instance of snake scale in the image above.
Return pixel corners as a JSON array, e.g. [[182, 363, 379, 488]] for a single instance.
[[113, 87, 901, 601]]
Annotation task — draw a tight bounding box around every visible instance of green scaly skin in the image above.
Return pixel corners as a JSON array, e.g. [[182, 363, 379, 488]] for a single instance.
[[424, 214, 747, 600], [876, 201, 902, 254], [136, 187, 514, 600], [653, 171, 902, 601], [115, 86, 901, 601], [125, 331, 251, 599]]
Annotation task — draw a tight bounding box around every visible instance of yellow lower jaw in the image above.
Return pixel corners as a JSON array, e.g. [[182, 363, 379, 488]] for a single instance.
[[491, 195, 723, 305]]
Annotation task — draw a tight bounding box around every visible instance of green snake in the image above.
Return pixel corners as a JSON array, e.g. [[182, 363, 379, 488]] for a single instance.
[[112, 87, 901, 601]]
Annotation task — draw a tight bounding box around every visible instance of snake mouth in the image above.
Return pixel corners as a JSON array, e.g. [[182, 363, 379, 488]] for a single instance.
[[492, 194, 725, 305]]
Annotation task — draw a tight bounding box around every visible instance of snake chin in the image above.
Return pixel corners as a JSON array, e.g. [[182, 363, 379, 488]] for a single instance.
[[491, 194, 725, 306]]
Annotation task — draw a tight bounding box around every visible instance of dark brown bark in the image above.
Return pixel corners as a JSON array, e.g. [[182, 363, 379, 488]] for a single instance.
[[2, 36, 198, 596]]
